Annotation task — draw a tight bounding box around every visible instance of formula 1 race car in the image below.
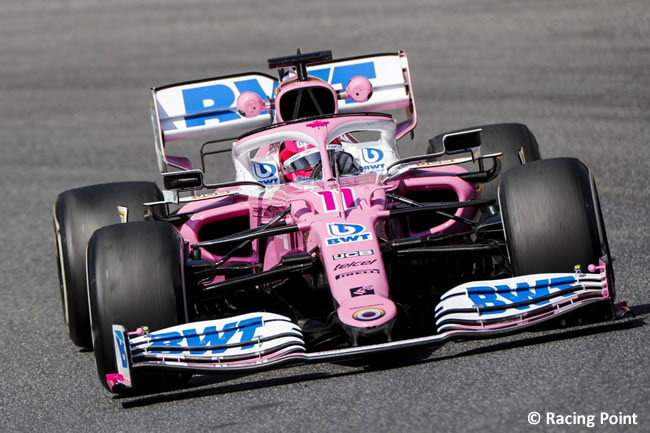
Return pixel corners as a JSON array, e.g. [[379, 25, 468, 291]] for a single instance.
[[53, 50, 625, 393]]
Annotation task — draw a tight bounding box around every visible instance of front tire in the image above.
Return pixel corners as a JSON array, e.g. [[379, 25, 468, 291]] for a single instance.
[[53, 181, 162, 348], [499, 158, 606, 276], [87, 221, 186, 392]]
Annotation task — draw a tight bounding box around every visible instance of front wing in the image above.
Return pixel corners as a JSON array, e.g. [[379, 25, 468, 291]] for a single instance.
[[106, 261, 619, 391]]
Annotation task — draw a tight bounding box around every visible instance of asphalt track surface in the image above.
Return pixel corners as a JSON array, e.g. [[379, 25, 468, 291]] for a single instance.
[[1, 1, 648, 432]]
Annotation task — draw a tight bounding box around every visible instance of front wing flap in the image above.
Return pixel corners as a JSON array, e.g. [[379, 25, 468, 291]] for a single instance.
[[107, 262, 615, 391], [435, 269, 611, 332]]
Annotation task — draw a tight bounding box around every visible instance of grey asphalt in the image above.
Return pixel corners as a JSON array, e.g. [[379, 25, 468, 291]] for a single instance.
[[1, 1, 648, 432]]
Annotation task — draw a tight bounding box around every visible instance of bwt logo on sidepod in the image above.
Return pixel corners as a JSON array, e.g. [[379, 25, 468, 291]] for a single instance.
[[361, 147, 385, 171], [326, 223, 373, 245], [252, 161, 279, 185]]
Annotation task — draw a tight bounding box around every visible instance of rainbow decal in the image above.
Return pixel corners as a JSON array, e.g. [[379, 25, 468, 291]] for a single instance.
[[353, 308, 386, 322]]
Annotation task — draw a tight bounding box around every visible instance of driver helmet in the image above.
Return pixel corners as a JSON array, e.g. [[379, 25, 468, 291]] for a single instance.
[[278, 140, 321, 181]]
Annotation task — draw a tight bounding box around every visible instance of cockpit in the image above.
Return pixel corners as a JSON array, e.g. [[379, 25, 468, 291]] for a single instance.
[[233, 114, 399, 185]]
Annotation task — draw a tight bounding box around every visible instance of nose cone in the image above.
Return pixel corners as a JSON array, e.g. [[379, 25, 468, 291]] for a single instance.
[[336, 294, 397, 333]]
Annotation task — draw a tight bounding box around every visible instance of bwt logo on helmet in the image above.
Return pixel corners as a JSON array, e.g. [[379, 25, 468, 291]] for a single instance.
[[326, 223, 373, 245], [361, 147, 385, 171], [252, 161, 279, 184], [182, 62, 376, 127]]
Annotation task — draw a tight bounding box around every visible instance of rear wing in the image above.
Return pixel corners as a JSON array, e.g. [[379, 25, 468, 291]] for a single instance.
[[151, 51, 416, 173]]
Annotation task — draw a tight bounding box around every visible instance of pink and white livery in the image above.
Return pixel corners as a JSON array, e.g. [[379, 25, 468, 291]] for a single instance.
[[53, 50, 626, 394]]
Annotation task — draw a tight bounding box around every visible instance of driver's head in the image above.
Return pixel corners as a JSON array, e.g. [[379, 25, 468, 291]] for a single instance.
[[278, 140, 321, 181]]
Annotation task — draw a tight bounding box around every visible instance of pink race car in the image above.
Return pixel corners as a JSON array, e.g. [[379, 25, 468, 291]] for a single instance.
[[53, 50, 624, 393]]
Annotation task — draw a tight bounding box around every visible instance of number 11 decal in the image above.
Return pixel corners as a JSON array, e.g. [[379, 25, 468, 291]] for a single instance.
[[317, 188, 356, 212]]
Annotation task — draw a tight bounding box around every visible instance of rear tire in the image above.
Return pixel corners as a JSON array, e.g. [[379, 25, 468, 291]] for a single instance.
[[87, 221, 186, 392], [499, 158, 605, 276], [53, 182, 162, 348], [428, 123, 541, 201]]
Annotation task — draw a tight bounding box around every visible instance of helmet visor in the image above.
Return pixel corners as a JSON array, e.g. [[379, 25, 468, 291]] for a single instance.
[[282, 148, 322, 173]]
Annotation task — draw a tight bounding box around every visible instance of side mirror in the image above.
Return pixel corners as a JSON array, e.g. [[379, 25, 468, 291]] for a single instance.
[[163, 170, 204, 190], [236, 91, 266, 118], [441, 128, 482, 154], [344, 76, 373, 103]]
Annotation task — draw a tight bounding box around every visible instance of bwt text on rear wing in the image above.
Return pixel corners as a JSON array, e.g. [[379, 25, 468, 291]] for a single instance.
[[150, 51, 416, 173]]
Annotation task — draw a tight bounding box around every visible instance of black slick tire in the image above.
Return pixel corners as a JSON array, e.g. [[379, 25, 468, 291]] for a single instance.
[[499, 158, 604, 276], [53, 181, 162, 348], [87, 221, 185, 392]]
